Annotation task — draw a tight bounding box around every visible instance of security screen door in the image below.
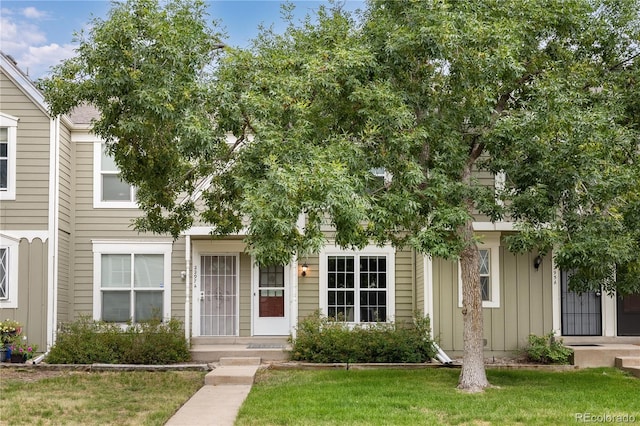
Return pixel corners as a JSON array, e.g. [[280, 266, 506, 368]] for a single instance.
[[200, 255, 238, 336]]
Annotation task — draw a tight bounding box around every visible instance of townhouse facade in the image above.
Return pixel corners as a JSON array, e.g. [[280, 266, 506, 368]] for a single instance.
[[1, 52, 638, 358]]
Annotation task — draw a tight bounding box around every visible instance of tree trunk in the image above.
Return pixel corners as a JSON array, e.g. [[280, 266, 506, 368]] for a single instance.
[[457, 220, 490, 392]]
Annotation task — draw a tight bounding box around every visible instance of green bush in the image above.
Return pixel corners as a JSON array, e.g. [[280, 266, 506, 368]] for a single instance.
[[524, 331, 573, 364], [46, 316, 190, 364], [289, 311, 436, 363]]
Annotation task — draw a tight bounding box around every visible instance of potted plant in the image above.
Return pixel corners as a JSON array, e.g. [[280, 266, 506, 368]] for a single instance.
[[0, 319, 22, 362], [8, 336, 38, 363]]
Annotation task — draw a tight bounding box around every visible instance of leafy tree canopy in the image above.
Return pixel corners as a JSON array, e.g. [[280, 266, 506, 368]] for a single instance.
[[41, 0, 640, 292], [41, 0, 640, 392]]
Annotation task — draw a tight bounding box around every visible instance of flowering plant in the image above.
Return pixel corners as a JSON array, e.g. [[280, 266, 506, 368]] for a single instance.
[[0, 319, 22, 344], [9, 336, 39, 360]]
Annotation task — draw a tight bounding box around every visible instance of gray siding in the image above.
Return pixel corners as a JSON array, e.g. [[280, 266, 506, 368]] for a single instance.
[[432, 241, 553, 354], [0, 72, 50, 229]]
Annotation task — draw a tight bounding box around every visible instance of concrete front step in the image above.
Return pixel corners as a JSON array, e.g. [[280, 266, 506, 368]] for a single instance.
[[220, 357, 261, 366], [191, 344, 290, 362], [569, 344, 640, 368], [191, 336, 289, 345], [205, 365, 261, 386], [562, 336, 640, 345], [615, 356, 640, 368], [615, 357, 640, 378], [190, 337, 290, 362]]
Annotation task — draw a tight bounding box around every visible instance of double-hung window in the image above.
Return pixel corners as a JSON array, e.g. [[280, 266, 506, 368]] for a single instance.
[[320, 246, 395, 323], [94, 142, 136, 208], [0, 113, 18, 200], [93, 242, 172, 322], [458, 234, 501, 308]]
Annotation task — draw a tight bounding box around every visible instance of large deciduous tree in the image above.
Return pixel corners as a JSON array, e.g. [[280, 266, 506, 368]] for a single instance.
[[42, 0, 640, 392]]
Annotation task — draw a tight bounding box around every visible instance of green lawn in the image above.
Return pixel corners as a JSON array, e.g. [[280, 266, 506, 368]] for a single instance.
[[236, 367, 640, 425], [0, 370, 205, 425]]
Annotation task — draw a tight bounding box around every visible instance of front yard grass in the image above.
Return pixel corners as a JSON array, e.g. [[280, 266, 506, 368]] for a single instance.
[[236, 367, 640, 425], [0, 369, 205, 425]]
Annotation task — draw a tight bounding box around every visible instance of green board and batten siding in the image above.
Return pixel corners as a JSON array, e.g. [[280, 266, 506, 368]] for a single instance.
[[431, 241, 554, 353]]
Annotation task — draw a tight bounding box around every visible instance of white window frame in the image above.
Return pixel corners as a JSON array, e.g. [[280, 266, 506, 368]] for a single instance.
[[458, 233, 501, 308], [319, 244, 395, 324], [0, 234, 19, 308], [92, 241, 172, 322], [93, 142, 137, 208], [0, 113, 19, 201]]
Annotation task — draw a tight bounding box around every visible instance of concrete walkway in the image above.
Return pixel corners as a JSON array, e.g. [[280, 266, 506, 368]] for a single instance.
[[164, 384, 253, 426], [165, 358, 261, 426]]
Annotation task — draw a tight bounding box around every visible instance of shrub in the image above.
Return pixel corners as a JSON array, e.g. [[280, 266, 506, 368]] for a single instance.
[[289, 311, 436, 363], [524, 331, 573, 364], [46, 316, 190, 364]]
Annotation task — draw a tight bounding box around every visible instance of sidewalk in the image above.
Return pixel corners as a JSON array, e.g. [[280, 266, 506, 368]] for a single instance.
[[164, 384, 253, 426], [165, 360, 261, 426]]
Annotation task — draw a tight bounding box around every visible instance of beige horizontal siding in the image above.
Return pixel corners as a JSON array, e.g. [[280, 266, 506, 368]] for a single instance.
[[0, 73, 50, 230], [57, 230, 71, 323], [415, 253, 425, 314], [58, 124, 73, 233], [394, 247, 415, 323], [297, 253, 320, 321]]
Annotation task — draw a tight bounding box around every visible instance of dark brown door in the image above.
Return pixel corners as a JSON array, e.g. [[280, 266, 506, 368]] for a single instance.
[[617, 293, 640, 336]]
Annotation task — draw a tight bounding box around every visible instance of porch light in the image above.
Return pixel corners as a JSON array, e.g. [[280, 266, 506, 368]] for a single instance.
[[301, 263, 308, 277], [533, 255, 543, 270]]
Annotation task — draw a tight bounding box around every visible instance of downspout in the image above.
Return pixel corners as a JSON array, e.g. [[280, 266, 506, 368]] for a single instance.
[[46, 117, 61, 350], [185, 235, 191, 345], [424, 255, 434, 339]]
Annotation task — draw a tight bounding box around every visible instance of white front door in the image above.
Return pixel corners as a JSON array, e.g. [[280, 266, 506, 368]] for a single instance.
[[199, 254, 238, 336], [253, 264, 291, 335]]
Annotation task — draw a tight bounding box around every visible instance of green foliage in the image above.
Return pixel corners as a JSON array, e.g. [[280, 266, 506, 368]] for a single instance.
[[289, 311, 436, 363], [524, 331, 573, 365], [41, 0, 640, 388], [45, 316, 190, 364]]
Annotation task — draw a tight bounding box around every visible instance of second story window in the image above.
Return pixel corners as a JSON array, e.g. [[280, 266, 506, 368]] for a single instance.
[[0, 112, 18, 200], [94, 143, 136, 208], [0, 128, 8, 191]]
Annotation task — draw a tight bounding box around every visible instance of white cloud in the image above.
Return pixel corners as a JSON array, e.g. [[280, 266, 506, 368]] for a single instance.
[[1, 9, 75, 78], [22, 6, 48, 19]]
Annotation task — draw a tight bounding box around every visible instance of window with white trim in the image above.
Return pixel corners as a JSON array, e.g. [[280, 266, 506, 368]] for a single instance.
[[0, 113, 19, 200], [0, 248, 8, 300], [93, 242, 172, 322], [458, 234, 501, 308], [320, 246, 395, 323], [93, 143, 136, 208], [0, 235, 19, 308]]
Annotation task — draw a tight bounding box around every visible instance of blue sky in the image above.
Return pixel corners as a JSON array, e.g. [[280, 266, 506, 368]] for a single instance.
[[1, 0, 364, 79]]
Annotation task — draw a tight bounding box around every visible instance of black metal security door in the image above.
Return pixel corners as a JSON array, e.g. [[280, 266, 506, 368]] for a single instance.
[[561, 270, 602, 336]]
